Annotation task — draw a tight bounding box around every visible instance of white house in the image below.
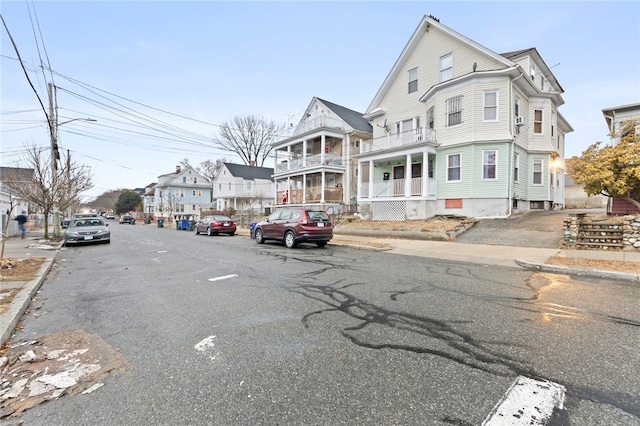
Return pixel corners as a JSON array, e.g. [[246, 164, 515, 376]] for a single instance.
[[213, 163, 274, 215], [271, 97, 372, 214], [602, 102, 640, 146], [356, 15, 573, 221], [0, 167, 33, 236], [144, 165, 211, 221]]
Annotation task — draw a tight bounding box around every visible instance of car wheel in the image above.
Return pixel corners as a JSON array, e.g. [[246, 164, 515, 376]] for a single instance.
[[131, 221, 135, 225], [229, 232, 235, 236], [255, 228, 265, 244], [207, 227, 213, 236], [316, 241, 327, 248], [195, 227, 200, 235], [284, 231, 297, 248]]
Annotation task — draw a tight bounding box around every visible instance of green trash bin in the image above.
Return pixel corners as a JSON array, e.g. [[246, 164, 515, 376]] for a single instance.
[[157, 219, 164, 228], [176, 220, 181, 230], [187, 220, 195, 231]]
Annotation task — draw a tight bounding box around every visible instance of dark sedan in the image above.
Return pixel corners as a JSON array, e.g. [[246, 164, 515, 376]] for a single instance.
[[194, 215, 236, 236], [63, 217, 111, 246]]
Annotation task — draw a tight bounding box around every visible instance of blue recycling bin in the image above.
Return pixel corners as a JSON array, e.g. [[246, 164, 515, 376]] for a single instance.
[[181, 219, 187, 230], [250, 222, 258, 239]]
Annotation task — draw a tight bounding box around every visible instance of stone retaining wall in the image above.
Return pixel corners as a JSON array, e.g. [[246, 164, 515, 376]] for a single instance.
[[563, 214, 640, 251]]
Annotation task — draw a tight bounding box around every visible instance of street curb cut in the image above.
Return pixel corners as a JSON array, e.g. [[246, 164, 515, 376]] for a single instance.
[[515, 259, 640, 282]]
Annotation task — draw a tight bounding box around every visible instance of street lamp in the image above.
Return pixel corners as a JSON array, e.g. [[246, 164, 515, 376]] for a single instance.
[[48, 83, 97, 236]]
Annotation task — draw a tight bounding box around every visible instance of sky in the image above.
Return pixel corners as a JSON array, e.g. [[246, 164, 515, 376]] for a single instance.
[[2, 1, 639, 202]]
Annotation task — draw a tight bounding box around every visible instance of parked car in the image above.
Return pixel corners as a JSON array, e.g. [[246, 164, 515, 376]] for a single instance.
[[73, 213, 100, 220], [254, 208, 333, 248], [194, 215, 236, 236], [60, 218, 71, 228], [105, 213, 115, 220], [63, 217, 110, 246], [119, 214, 135, 224]]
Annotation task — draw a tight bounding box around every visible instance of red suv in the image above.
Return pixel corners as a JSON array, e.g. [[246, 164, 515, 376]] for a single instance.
[[254, 209, 333, 248]]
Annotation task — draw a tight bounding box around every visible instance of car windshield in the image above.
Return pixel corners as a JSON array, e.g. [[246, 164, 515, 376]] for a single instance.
[[306, 211, 330, 221]]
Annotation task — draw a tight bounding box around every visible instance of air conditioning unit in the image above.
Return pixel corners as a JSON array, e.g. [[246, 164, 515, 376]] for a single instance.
[[515, 116, 525, 126]]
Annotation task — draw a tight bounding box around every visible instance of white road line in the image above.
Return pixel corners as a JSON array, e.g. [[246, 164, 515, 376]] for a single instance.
[[208, 274, 238, 282], [483, 376, 566, 425]]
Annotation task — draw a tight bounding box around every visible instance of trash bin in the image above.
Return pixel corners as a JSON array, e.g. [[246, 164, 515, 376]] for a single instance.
[[157, 219, 164, 228], [186, 220, 195, 231], [250, 222, 258, 239], [181, 219, 187, 230], [144, 217, 151, 224], [176, 220, 181, 230]]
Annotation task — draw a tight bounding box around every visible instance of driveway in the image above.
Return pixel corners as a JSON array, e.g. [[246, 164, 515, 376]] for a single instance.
[[455, 208, 606, 249]]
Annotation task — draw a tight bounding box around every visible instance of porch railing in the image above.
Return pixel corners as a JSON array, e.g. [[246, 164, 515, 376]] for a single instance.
[[276, 186, 343, 205], [361, 127, 436, 153], [359, 178, 436, 198], [275, 154, 344, 173]]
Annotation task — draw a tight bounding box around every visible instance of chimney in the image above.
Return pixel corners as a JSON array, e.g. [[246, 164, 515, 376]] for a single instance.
[[249, 161, 256, 167], [176, 165, 181, 173]]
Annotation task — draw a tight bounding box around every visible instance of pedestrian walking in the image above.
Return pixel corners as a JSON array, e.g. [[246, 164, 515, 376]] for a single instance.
[[15, 210, 28, 239]]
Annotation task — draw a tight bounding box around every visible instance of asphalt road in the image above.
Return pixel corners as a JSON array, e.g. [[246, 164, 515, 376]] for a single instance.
[[455, 208, 606, 248], [3, 219, 639, 425]]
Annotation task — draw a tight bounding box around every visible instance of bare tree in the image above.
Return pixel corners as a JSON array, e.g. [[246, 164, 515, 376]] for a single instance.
[[197, 158, 226, 203], [216, 116, 283, 167], [4, 146, 93, 238], [1, 189, 20, 259]]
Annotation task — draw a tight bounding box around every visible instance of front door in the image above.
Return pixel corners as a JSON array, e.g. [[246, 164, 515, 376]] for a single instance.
[[393, 165, 405, 196]]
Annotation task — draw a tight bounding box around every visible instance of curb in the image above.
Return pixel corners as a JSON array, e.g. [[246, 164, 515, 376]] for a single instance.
[[334, 228, 450, 241], [515, 259, 640, 282]]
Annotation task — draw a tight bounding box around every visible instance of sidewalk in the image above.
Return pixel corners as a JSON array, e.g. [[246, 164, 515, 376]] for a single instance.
[[2, 226, 639, 347]]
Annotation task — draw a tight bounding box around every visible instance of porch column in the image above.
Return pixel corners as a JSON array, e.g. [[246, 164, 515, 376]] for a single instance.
[[405, 154, 411, 196], [357, 160, 362, 199], [422, 150, 428, 196], [321, 170, 326, 203], [368, 160, 374, 199], [321, 134, 326, 164], [287, 146, 291, 170], [302, 139, 307, 168], [302, 173, 307, 204], [344, 135, 350, 205]]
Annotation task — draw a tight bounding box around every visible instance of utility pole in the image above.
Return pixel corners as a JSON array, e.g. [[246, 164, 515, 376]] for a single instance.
[[49, 82, 61, 237]]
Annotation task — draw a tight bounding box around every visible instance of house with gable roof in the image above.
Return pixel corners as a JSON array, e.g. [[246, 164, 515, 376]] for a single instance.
[[144, 165, 211, 221], [271, 97, 372, 214], [355, 15, 573, 221], [213, 162, 274, 215]]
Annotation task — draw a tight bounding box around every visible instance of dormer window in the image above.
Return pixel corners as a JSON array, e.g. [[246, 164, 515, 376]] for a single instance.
[[182, 176, 186, 183]]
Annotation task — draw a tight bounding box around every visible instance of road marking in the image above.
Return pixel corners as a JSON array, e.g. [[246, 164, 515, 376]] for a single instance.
[[208, 274, 238, 282], [483, 376, 566, 425]]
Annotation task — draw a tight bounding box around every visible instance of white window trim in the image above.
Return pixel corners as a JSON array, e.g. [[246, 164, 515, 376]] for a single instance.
[[514, 153, 520, 183], [408, 67, 418, 94], [483, 91, 498, 122], [532, 159, 543, 185], [446, 153, 462, 183], [440, 53, 453, 82], [482, 150, 498, 180], [533, 109, 544, 135]]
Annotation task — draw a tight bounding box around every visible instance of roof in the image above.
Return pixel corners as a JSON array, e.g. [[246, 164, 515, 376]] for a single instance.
[[224, 163, 274, 181], [0, 167, 34, 182], [315, 98, 372, 133]]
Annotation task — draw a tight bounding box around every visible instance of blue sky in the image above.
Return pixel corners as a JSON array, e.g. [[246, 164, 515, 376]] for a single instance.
[[2, 1, 639, 202]]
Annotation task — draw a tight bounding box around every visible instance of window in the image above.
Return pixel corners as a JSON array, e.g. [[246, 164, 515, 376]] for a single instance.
[[179, 190, 185, 198], [483, 91, 497, 121], [192, 204, 196, 211], [440, 53, 453, 82], [446, 95, 463, 127], [198, 190, 202, 197], [218, 183, 222, 191], [411, 163, 422, 178], [447, 154, 461, 182], [246, 181, 253, 191], [483, 150, 497, 179], [534, 109, 543, 134], [408, 67, 418, 94], [533, 159, 543, 185], [182, 176, 186, 183], [228, 182, 231, 191], [427, 107, 435, 129], [514, 99, 520, 118], [192, 190, 196, 196], [514, 153, 520, 183]]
